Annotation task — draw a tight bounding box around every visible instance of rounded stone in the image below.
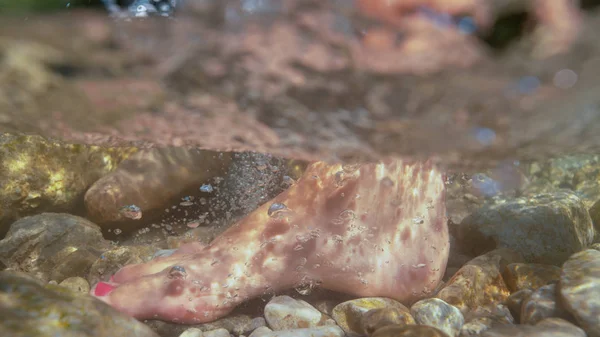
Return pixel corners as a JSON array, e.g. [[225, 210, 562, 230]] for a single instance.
[[332, 297, 412, 336], [410, 298, 464, 337], [264, 295, 330, 330], [559, 249, 600, 337], [360, 307, 415, 335], [456, 191, 595, 265], [504, 289, 533, 323], [179, 328, 204, 337], [521, 283, 572, 325], [502, 263, 561, 292], [59, 276, 90, 293], [371, 324, 450, 337]]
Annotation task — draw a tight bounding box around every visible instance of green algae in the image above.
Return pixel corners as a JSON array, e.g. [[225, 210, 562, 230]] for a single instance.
[[0, 132, 138, 237]]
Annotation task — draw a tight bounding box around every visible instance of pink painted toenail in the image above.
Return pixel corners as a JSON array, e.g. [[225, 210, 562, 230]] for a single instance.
[[94, 282, 115, 296]]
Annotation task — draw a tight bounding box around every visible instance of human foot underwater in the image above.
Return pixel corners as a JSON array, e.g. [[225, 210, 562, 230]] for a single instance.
[[91, 159, 449, 324]]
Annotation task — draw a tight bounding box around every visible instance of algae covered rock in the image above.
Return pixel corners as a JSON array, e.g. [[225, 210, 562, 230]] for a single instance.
[[0, 132, 136, 236], [456, 191, 595, 265], [0, 271, 159, 337], [0, 213, 111, 283]]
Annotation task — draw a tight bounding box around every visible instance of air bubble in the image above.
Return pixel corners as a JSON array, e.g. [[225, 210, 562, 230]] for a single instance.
[[180, 196, 194, 206], [267, 203, 289, 218], [168, 265, 187, 279], [113, 228, 122, 235], [331, 209, 356, 226], [200, 184, 214, 193], [412, 217, 424, 225]]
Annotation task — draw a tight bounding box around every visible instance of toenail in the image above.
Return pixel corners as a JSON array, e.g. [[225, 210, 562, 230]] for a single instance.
[[94, 282, 115, 296]]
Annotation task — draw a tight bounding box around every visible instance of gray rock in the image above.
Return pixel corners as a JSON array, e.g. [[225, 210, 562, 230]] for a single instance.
[[249, 326, 273, 337], [520, 283, 573, 325], [559, 249, 600, 337], [0, 213, 110, 282], [0, 271, 158, 337], [203, 328, 231, 337], [256, 326, 345, 337], [456, 191, 595, 265], [264, 295, 332, 331], [411, 298, 464, 337], [179, 328, 204, 337]]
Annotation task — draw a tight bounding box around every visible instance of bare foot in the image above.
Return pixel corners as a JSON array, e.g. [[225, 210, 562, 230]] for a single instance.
[[91, 159, 449, 324]]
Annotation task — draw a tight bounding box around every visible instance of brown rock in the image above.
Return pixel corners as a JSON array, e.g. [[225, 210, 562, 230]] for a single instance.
[[502, 263, 561, 292], [372, 324, 450, 337], [360, 307, 415, 336], [436, 249, 521, 315], [559, 249, 600, 337], [332, 298, 413, 337], [504, 289, 533, 323], [520, 283, 573, 325]]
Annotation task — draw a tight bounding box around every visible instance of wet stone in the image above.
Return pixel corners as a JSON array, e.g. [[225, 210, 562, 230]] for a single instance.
[[87, 245, 156, 286], [59, 276, 91, 294], [410, 298, 464, 337], [0, 271, 158, 337], [436, 249, 520, 315], [0, 132, 136, 236], [0, 213, 110, 283], [248, 326, 345, 337], [84, 148, 230, 226], [264, 295, 333, 331], [587, 198, 600, 242], [559, 249, 600, 337], [203, 328, 231, 337], [481, 317, 586, 337], [360, 307, 416, 335], [248, 326, 272, 337], [504, 289, 533, 323], [331, 297, 413, 337], [520, 283, 573, 325], [456, 191, 595, 265], [591, 243, 600, 250], [179, 328, 204, 337], [502, 263, 562, 292], [371, 324, 450, 337], [524, 154, 600, 208]]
